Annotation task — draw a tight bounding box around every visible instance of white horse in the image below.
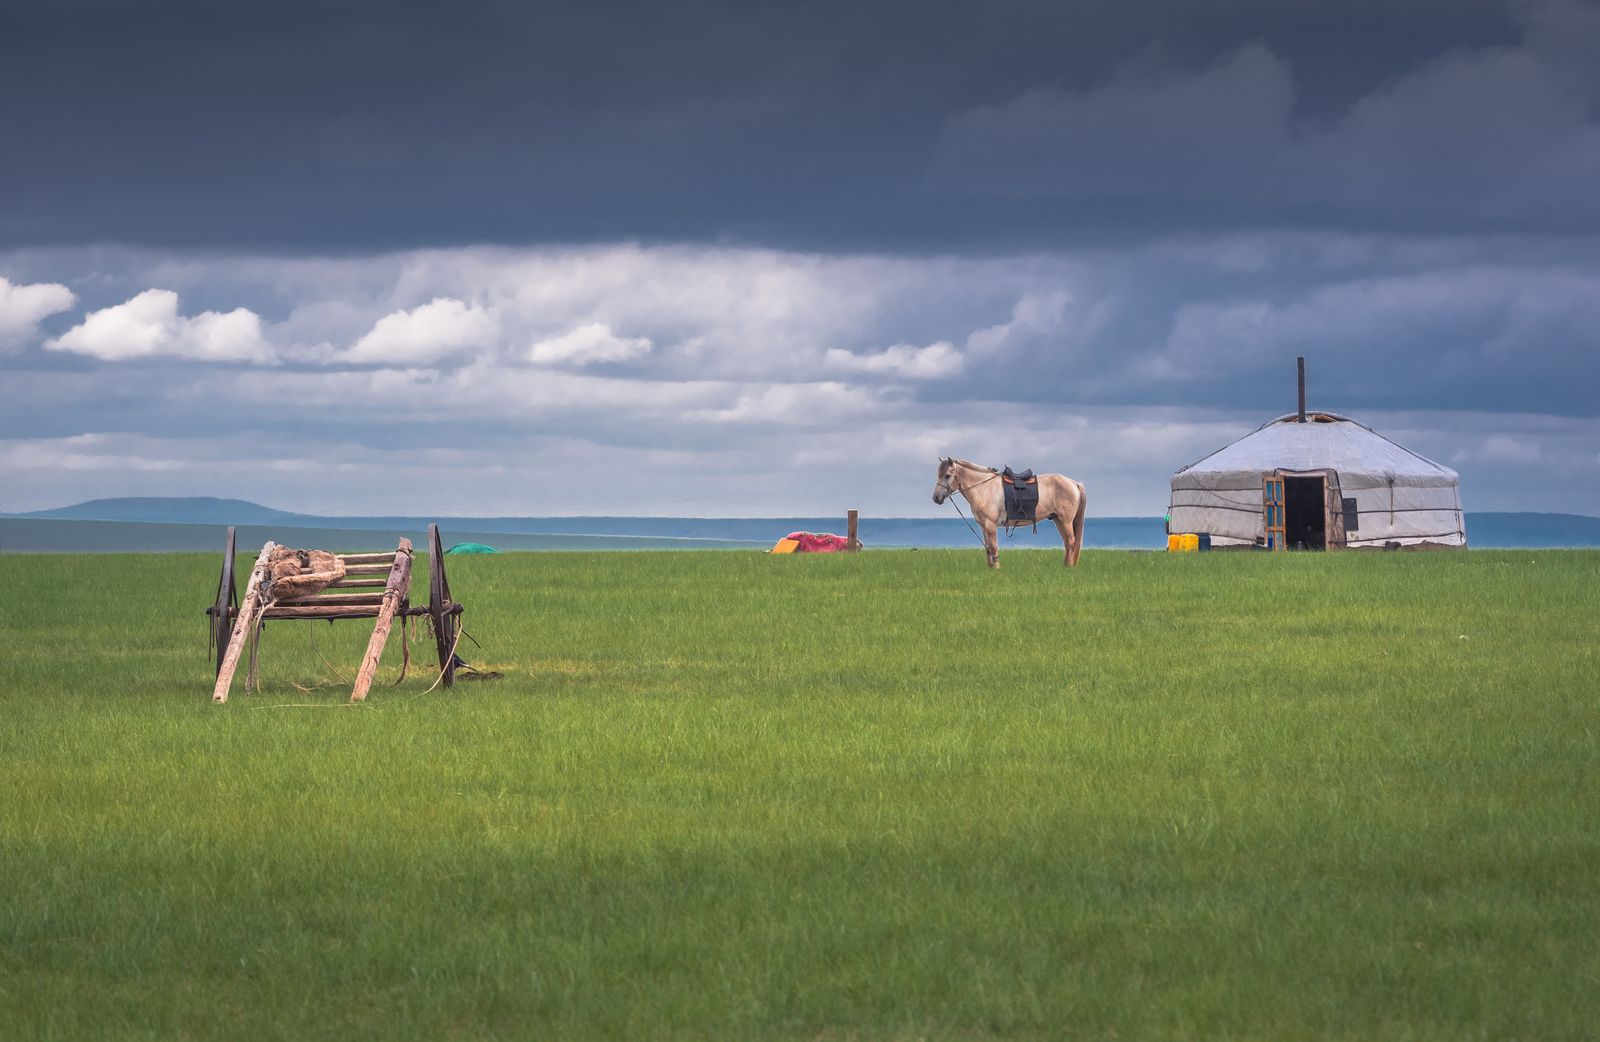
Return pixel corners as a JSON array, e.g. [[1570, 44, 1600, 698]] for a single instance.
[[932, 457, 1086, 569]]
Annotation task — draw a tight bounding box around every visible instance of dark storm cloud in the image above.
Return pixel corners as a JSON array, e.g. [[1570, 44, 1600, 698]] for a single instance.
[[905, 233, 1600, 418], [0, 0, 1542, 250]]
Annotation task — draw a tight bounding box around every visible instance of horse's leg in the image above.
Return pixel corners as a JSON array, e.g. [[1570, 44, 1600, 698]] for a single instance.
[[982, 519, 1000, 568], [1070, 481, 1085, 567], [1052, 513, 1074, 567]]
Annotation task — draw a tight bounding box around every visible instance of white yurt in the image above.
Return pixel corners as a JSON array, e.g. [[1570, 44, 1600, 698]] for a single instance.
[[1168, 364, 1466, 550]]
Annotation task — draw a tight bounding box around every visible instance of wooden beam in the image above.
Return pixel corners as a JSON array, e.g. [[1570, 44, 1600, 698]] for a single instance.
[[213, 542, 276, 704], [262, 606, 382, 620], [254, 602, 456, 621], [272, 593, 386, 607], [338, 552, 397, 565], [350, 538, 414, 703], [327, 578, 387, 589], [847, 509, 860, 551], [342, 564, 393, 575]]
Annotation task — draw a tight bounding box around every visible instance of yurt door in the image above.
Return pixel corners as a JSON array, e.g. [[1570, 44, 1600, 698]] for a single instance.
[[1282, 473, 1329, 550], [1263, 477, 1286, 550]]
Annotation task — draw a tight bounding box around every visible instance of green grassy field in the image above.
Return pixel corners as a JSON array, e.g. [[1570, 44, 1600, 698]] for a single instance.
[[2, 548, 1597, 1041]]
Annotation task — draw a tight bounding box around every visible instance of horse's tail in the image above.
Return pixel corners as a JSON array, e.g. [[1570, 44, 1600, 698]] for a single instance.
[[1070, 481, 1086, 567]]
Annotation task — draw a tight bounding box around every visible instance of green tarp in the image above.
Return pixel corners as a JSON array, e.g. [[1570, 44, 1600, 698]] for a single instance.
[[445, 542, 499, 555]]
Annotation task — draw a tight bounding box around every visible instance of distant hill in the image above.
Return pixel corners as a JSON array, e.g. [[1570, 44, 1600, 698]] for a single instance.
[[13, 496, 307, 525]]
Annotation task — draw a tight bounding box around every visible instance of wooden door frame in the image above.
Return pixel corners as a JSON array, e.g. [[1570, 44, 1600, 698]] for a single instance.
[[1263, 475, 1286, 550]]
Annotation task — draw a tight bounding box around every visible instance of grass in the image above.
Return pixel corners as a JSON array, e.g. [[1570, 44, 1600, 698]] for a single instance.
[[1, 547, 1597, 1040]]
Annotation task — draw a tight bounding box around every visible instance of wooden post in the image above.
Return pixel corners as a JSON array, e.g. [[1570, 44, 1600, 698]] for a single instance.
[[213, 541, 277, 704], [846, 509, 860, 551], [350, 538, 413, 703]]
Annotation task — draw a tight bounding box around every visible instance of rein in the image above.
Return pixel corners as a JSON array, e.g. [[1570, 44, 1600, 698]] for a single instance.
[[938, 463, 1001, 549]]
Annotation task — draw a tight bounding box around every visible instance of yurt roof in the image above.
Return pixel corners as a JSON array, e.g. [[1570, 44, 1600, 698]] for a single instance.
[[1174, 412, 1458, 484]]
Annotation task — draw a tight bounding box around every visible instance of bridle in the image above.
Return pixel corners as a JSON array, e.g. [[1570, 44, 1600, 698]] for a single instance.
[[936, 457, 1001, 547], [938, 458, 1000, 500]]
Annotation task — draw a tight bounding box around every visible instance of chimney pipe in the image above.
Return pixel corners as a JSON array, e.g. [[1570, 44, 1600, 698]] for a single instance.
[[1297, 356, 1306, 422]]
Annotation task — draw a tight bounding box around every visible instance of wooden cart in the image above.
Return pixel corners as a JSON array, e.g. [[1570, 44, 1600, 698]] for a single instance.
[[206, 524, 463, 703]]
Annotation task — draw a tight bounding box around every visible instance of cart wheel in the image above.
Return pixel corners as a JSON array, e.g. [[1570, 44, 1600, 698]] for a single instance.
[[208, 526, 238, 675], [429, 524, 457, 687]]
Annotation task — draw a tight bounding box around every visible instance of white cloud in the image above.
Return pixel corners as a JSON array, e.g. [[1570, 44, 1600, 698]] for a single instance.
[[343, 297, 498, 364], [357, 245, 1052, 382], [0, 432, 191, 472], [528, 322, 653, 366], [824, 341, 963, 380], [0, 276, 77, 351], [1473, 434, 1543, 464], [684, 381, 887, 425], [52, 244, 1065, 380], [46, 289, 269, 362], [964, 290, 1075, 358], [5, 236, 1600, 516]]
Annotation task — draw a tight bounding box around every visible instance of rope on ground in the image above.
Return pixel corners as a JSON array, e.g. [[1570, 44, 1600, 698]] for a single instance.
[[245, 593, 273, 694], [394, 614, 410, 685], [422, 625, 466, 695], [307, 621, 354, 686]]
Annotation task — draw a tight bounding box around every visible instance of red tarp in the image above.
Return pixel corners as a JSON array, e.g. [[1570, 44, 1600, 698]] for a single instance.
[[785, 531, 851, 553]]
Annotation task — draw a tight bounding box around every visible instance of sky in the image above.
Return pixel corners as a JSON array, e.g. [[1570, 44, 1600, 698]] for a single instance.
[[2, 0, 1597, 518]]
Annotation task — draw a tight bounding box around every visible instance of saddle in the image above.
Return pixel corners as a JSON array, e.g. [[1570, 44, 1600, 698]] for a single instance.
[[1002, 467, 1039, 523]]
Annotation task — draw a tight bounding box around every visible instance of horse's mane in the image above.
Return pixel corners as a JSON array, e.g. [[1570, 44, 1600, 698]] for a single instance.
[[949, 458, 999, 473]]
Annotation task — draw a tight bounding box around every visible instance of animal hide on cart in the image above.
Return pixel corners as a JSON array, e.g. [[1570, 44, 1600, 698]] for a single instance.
[[264, 547, 346, 600]]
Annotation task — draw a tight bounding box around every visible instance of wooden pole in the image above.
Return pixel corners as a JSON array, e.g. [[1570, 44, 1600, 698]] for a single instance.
[[350, 538, 413, 703], [847, 509, 860, 551], [213, 541, 276, 704]]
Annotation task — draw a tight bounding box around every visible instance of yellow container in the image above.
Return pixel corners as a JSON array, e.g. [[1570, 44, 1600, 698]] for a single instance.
[[1167, 534, 1182, 552], [1168, 533, 1199, 552]]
